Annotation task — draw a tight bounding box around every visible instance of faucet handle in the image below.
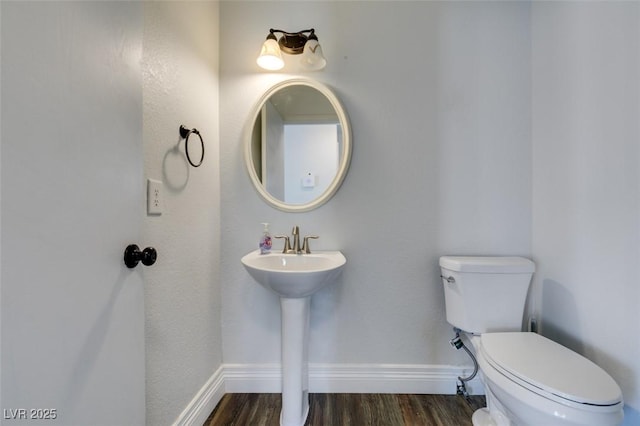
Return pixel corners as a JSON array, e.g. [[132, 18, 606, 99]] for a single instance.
[[301, 235, 319, 254], [274, 235, 292, 253]]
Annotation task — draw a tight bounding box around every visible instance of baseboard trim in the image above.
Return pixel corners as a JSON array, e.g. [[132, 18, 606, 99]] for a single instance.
[[174, 363, 483, 424], [224, 362, 484, 394], [173, 365, 225, 426], [311, 363, 483, 394]]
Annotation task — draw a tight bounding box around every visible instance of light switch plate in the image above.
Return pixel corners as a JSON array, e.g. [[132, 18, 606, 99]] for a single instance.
[[147, 178, 163, 215]]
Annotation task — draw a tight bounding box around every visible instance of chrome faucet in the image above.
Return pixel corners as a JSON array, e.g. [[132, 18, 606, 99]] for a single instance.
[[275, 226, 318, 254]]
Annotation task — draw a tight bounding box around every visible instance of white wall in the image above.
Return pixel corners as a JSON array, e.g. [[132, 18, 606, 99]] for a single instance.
[[531, 2, 640, 421], [142, 2, 223, 424], [220, 0, 531, 377], [1, 2, 146, 424], [1, 2, 223, 425]]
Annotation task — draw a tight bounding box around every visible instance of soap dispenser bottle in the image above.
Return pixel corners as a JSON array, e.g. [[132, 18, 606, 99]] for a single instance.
[[259, 223, 272, 254]]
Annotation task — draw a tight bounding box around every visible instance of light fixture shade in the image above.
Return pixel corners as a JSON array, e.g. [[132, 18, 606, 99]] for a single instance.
[[300, 39, 326, 71], [257, 38, 284, 70]]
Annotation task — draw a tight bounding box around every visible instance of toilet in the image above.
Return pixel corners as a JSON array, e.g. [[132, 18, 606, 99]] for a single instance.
[[440, 256, 624, 426]]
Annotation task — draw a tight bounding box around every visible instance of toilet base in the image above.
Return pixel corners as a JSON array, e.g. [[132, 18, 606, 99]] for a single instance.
[[472, 408, 494, 426], [472, 408, 511, 426]]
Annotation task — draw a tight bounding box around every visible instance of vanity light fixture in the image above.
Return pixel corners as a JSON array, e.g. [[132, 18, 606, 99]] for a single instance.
[[257, 28, 326, 71]]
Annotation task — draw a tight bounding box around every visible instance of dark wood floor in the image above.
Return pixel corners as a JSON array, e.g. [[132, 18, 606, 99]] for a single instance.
[[204, 393, 486, 426]]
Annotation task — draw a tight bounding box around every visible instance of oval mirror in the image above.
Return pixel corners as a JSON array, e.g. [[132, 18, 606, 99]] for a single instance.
[[244, 78, 352, 212]]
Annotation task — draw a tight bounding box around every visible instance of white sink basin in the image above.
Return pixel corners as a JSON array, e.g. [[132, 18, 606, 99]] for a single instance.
[[241, 250, 346, 298]]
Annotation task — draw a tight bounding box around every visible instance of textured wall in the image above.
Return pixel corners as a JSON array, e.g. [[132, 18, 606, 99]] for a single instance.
[[1, 2, 145, 424], [219, 1, 531, 369], [142, 2, 222, 424], [531, 2, 640, 419]]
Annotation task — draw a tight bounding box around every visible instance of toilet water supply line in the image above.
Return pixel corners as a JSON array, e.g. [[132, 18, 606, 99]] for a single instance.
[[450, 328, 478, 400]]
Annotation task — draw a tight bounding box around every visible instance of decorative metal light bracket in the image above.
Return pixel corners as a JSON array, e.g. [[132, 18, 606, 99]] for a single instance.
[[268, 28, 318, 55]]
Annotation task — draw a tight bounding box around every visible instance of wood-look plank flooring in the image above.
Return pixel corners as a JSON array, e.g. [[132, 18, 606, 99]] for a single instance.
[[204, 393, 486, 426]]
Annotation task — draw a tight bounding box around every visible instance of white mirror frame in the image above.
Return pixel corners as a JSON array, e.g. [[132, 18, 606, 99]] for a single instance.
[[244, 77, 352, 212]]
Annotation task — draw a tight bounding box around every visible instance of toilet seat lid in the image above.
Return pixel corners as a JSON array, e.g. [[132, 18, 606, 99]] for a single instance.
[[480, 332, 622, 406]]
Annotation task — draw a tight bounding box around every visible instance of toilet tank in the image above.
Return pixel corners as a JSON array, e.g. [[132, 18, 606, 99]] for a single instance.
[[439, 256, 535, 334]]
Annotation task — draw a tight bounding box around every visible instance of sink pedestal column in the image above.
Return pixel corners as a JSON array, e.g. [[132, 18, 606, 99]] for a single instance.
[[280, 296, 311, 426]]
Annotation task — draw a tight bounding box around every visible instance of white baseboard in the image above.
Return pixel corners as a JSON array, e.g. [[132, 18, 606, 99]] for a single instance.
[[174, 363, 484, 425], [224, 363, 484, 395], [173, 365, 225, 426], [311, 363, 484, 394]]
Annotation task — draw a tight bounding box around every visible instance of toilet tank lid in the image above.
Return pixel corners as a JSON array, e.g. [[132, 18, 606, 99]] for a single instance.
[[439, 256, 535, 273]]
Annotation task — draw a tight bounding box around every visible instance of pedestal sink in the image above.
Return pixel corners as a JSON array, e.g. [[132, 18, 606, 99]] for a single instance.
[[241, 250, 346, 426]]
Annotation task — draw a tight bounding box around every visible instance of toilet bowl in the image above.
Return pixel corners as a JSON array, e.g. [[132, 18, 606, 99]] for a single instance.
[[439, 256, 624, 426], [467, 333, 623, 426]]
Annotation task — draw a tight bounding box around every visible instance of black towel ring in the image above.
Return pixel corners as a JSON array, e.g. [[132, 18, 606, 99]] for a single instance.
[[179, 125, 205, 168]]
